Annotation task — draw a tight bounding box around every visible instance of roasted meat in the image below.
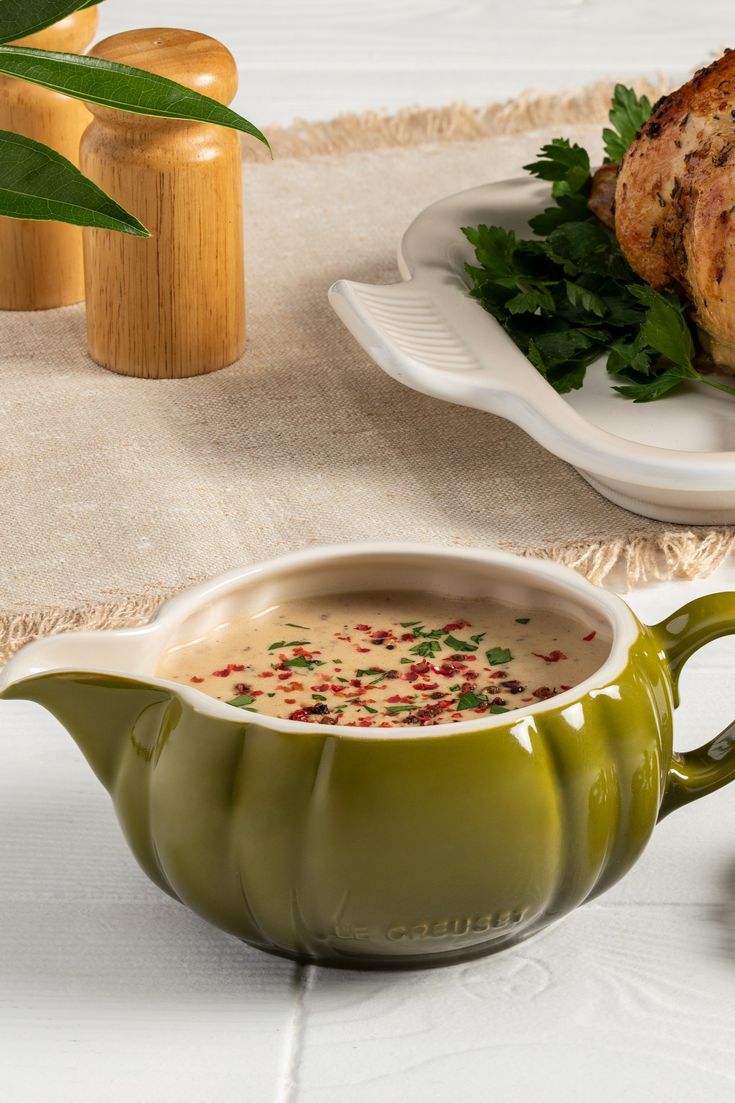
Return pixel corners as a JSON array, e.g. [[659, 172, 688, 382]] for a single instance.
[[588, 162, 618, 231], [615, 49, 735, 373]]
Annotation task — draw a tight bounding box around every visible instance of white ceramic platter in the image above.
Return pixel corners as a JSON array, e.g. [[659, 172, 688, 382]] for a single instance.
[[328, 177, 735, 524]]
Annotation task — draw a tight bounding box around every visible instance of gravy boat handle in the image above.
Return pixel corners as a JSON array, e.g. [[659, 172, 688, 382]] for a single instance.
[[654, 594, 735, 817]]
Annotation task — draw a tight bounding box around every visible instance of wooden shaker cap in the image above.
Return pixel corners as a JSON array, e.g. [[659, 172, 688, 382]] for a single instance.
[[13, 7, 98, 50], [88, 28, 239, 108]]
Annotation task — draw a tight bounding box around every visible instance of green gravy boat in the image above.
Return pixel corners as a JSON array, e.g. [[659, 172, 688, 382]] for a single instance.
[[2, 544, 734, 969]]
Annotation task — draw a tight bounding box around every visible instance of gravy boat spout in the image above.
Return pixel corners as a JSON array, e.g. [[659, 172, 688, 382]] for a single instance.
[[0, 625, 180, 794], [0, 621, 247, 905]]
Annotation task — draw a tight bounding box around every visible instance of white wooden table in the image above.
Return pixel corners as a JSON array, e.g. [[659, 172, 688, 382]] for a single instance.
[[100, 0, 733, 127], [4, 2, 735, 1099]]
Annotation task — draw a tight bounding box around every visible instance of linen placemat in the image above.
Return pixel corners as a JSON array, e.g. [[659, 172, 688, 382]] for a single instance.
[[2, 80, 733, 662]]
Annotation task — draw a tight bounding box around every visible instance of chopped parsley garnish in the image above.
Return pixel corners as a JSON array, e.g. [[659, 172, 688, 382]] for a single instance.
[[410, 639, 443, 658], [227, 694, 256, 709], [282, 655, 325, 670], [462, 86, 735, 403], [356, 668, 384, 677], [490, 705, 510, 714], [444, 634, 477, 653], [285, 623, 310, 629], [312, 694, 327, 701], [457, 691, 487, 710], [486, 647, 513, 666], [268, 639, 310, 650], [412, 626, 444, 639], [400, 620, 422, 627], [470, 632, 486, 644], [359, 704, 378, 715]]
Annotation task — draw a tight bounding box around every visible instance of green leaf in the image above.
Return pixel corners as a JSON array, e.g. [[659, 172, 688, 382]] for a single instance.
[[282, 655, 325, 670], [444, 635, 477, 653], [410, 639, 442, 658], [486, 647, 513, 666], [0, 45, 269, 148], [457, 691, 487, 710], [626, 284, 696, 371], [596, 286, 647, 328], [267, 639, 310, 650], [0, 1, 104, 45], [0, 128, 148, 233], [607, 286, 701, 401], [489, 705, 510, 714], [461, 224, 518, 281], [527, 324, 600, 369], [524, 140, 592, 237], [227, 694, 256, 708], [607, 336, 654, 379], [545, 222, 631, 279], [603, 84, 653, 164], [524, 139, 591, 193], [528, 192, 591, 235], [505, 285, 555, 315], [613, 366, 689, 402], [565, 280, 606, 318]]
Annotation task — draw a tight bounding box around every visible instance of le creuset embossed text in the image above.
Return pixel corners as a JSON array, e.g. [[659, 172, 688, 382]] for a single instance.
[[2, 544, 734, 969]]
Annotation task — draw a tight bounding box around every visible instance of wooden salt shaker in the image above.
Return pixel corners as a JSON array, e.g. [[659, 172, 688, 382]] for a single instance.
[[0, 8, 98, 310], [80, 29, 246, 378]]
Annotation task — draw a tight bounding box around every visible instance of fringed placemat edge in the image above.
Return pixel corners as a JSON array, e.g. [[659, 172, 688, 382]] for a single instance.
[[3, 528, 734, 665], [243, 76, 671, 163]]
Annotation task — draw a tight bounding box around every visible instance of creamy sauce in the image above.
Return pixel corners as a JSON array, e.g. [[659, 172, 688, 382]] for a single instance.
[[157, 591, 609, 728]]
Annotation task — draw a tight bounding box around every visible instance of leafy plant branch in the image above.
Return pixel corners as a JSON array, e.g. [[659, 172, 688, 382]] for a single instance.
[[0, 0, 269, 235]]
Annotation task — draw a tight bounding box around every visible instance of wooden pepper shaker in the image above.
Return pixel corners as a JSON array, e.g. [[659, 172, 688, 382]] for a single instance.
[[80, 28, 246, 379], [0, 8, 98, 310]]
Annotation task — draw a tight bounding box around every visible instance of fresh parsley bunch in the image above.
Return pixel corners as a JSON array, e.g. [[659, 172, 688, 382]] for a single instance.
[[463, 85, 735, 402]]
